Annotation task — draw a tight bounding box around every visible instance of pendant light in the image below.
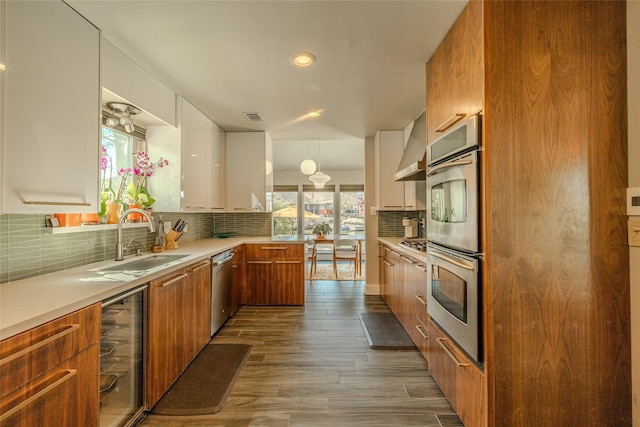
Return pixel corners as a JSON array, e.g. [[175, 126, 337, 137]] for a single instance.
[[309, 142, 330, 188], [300, 141, 317, 175]]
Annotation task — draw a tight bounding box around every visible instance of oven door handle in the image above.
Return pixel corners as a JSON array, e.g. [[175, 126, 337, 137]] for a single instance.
[[426, 158, 473, 176], [428, 251, 475, 271]]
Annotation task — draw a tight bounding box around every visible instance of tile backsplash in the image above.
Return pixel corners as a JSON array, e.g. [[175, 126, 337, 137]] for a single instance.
[[0, 212, 271, 284], [377, 210, 426, 238]]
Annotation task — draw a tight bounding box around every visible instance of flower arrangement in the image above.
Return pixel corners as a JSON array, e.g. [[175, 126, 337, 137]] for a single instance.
[[99, 146, 116, 217], [121, 151, 169, 209], [313, 222, 332, 236]]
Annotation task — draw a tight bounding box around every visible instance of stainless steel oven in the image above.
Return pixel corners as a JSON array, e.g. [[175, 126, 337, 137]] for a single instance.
[[426, 150, 479, 254], [427, 243, 481, 362]]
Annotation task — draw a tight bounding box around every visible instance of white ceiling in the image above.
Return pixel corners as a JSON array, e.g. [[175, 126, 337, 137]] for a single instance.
[[68, 0, 468, 171]]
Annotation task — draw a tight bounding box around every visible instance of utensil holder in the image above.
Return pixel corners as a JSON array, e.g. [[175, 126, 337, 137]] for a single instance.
[[165, 230, 180, 249]]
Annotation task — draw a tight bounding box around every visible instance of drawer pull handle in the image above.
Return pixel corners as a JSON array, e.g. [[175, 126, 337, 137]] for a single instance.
[[0, 324, 80, 366], [191, 262, 210, 272], [401, 256, 415, 263], [0, 369, 77, 422], [275, 261, 302, 264], [435, 113, 466, 132], [22, 200, 90, 207], [414, 263, 427, 272], [415, 295, 427, 306], [158, 273, 188, 288], [416, 325, 428, 340], [185, 205, 206, 209], [261, 247, 287, 250], [436, 337, 469, 367], [428, 251, 475, 271], [383, 260, 394, 267], [247, 261, 272, 264]]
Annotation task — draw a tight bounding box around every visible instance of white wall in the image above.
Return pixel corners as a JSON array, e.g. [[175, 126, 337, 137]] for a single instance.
[[628, 1, 640, 424], [364, 136, 380, 294]]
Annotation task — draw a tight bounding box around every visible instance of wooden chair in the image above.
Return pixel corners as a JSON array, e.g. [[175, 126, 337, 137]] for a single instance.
[[307, 240, 317, 280], [332, 239, 358, 279]]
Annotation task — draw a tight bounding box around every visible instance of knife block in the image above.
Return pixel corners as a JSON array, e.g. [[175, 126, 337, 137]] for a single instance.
[[165, 230, 180, 249]]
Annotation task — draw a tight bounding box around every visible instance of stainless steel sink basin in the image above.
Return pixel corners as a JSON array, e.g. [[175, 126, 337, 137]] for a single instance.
[[97, 255, 189, 273]]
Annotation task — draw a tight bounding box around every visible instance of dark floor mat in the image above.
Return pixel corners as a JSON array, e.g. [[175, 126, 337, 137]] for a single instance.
[[151, 343, 252, 416], [358, 312, 416, 350]]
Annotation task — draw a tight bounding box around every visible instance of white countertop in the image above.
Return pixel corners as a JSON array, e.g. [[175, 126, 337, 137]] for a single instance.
[[377, 237, 428, 263], [0, 236, 305, 340]]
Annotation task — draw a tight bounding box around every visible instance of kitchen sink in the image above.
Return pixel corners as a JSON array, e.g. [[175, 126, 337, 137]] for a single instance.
[[97, 255, 190, 274]]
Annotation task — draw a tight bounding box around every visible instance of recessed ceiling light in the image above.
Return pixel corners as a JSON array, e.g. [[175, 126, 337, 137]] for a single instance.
[[307, 110, 321, 118], [291, 52, 316, 67]]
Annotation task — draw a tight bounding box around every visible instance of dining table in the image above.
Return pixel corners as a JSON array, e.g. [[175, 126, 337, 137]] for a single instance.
[[310, 234, 365, 275]]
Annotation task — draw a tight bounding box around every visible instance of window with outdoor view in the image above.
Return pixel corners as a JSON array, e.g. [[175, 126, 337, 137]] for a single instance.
[[339, 187, 365, 237]]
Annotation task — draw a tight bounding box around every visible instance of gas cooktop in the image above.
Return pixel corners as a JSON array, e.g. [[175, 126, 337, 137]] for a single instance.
[[399, 238, 428, 252]]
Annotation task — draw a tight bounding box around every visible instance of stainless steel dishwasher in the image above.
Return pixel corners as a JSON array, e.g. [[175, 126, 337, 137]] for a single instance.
[[211, 250, 235, 335]]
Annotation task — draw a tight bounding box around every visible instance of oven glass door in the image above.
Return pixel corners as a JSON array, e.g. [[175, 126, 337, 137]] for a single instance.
[[427, 243, 480, 361], [427, 151, 479, 253]]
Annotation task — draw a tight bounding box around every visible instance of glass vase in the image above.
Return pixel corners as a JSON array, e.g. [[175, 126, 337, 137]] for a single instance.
[[106, 202, 121, 224]]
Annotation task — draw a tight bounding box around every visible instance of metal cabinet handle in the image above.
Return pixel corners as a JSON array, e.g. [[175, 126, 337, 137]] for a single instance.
[[435, 113, 466, 132], [157, 273, 188, 288], [414, 263, 428, 272], [401, 256, 415, 263], [247, 261, 272, 264], [383, 260, 394, 267], [185, 205, 206, 209], [416, 325, 428, 340], [261, 247, 288, 250], [0, 324, 80, 366], [437, 337, 470, 367], [383, 205, 402, 208], [428, 251, 474, 270], [0, 369, 77, 422], [275, 261, 302, 264], [426, 158, 473, 176], [191, 261, 210, 272], [22, 200, 90, 206], [415, 294, 427, 306]]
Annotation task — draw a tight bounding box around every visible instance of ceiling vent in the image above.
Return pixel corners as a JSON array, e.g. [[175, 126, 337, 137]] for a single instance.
[[243, 112, 263, 122]]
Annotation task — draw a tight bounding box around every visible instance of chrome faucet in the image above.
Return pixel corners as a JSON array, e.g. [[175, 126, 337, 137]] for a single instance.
[[115, 208, 155, 261]]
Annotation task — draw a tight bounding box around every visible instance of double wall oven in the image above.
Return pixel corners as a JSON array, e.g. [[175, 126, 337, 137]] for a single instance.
[[426, 114, 482, 363]]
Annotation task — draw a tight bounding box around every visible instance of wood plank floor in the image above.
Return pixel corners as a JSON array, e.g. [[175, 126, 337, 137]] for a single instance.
[[140, 279, 464, 427]]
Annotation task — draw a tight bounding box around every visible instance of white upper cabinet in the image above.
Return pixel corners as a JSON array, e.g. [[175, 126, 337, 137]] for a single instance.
[[2, 0, 100, 213], [147, 97, 225, 212], [101, 39, 176, 127], [226, 132, 273, 212], [181, 98, 225, 211], [374, 129, 425, 212]]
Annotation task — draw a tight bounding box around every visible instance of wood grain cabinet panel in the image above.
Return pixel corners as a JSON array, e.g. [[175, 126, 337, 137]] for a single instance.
[[145, 268, 188, 408], [0, 304, 101, 427], [425, 0, 483, 144], [425, 0, 630, 425], [231, 245, 245, 315], [244, 244, 304, 306], [185, 259, 212, 361]]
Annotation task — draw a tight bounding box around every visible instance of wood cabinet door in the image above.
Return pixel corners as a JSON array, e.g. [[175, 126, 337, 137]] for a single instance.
[[186, 259, 212, 361], [244, 260, 273, 305], [273, 260, 305, 305], [425, 0, 483, 144], [231, 246, 245, 313], [146, 270, 188, 408], [381, 247, 395, 306]]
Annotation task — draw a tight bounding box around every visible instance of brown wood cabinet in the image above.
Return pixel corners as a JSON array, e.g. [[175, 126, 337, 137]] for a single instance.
[[425, 0, 483, 144], [185, 259, 212, 360], [146, 268, 188, 408], [402, 256, 429, 362], [428, 320, 485, 427], [146, 259, 215, 408], [425, 1, 630, 425], [244, 244, 304, 305], [0, 304, 101, 426], [230, 245, 245, 315]]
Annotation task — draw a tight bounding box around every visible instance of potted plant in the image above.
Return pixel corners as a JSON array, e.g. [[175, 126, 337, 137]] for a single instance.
[[313, 222, 332, 237], [122, 151, 169, 221]]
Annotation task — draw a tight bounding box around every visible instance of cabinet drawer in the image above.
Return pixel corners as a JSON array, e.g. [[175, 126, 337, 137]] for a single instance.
[[245, 243, 303, 258], [428, 319, 485, 427], [0, 304, 101, 395], [0, 344, 99, 427]]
